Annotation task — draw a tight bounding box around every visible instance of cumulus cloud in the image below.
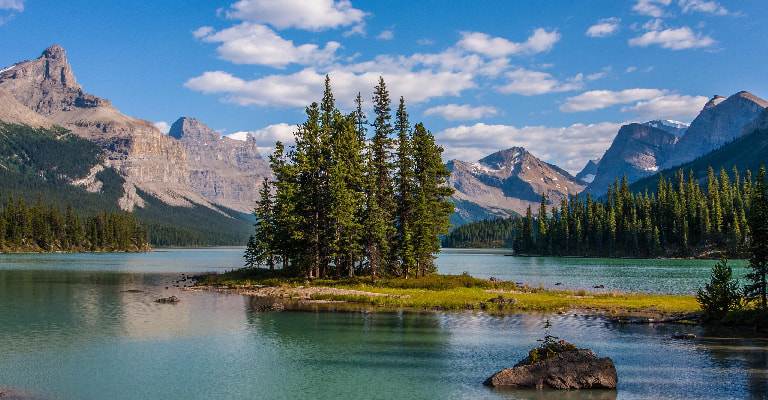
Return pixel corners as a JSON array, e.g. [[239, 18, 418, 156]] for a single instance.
[[679, 0, 729, 15], [192, 26, 215, 39], [629, 26, 715, 50], [620, 94, 709, 120], [632, 0, 672, 17], [457, 28, 560, 58], [423, 104, 500, 121], [436, 122, 624, 173], [196, 22, 340, 68], [226, 0, 367, 31], [0, 0, 24, 11], [586, 18, 621, 38], [560, 88, 667, 112], [185, 68, 475, 109], [227, 123, 297, 156], [497, 68, 583, 96], [154, 121, 171, 134], [376, 30, 394, 40]]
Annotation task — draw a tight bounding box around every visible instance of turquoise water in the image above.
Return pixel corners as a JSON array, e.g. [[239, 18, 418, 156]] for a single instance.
[[0, 249, 765, 399]]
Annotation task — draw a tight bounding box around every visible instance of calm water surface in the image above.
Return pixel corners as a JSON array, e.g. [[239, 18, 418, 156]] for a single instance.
[[0, 248, 765, 399]]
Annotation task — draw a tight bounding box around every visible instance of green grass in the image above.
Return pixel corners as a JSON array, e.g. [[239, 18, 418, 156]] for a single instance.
[[197, 270, 700, 315]]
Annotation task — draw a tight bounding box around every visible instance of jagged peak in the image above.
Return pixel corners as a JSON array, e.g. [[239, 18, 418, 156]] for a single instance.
[[478, 147, 529, 168], [704, 95, 726, 109], [42, 45, 67, 60]]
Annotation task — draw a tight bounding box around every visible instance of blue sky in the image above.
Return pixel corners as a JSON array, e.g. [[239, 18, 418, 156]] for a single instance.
[[1, 0, 766, 174]]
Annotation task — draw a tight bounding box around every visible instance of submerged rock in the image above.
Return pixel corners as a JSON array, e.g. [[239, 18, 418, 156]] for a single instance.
[[154, 296, 180, 304], [484, 349, 617, 390]]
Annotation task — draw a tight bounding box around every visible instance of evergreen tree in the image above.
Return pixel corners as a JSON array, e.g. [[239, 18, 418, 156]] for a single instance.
[[411, 122, 454, 276], [394, 96, 416, 278], [696, 256, 741, 319], [745, 165, 768, 309]]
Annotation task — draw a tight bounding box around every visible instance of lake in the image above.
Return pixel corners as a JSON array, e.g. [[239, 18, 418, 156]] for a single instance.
[[0, 248, 765, 399]]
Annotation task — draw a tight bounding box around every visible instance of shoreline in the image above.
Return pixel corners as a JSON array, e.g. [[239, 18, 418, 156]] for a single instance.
[[185, 283, 700, 319]]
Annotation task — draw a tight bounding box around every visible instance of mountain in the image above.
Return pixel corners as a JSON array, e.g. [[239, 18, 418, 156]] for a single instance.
[[168, 117, 271, 214], [446, 147, 585, 223], [661, 91, 767, 169], [630, 124, 768, 194], [642, 119, 688, 136], [583, 123, 679, 195], [0, 46, 255, 245], [0, 45, 215, 212], [575, 158, 600, 184]]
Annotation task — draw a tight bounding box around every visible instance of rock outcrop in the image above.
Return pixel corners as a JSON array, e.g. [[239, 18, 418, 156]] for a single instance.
[[575, 158, 600, 184], [0, 46, 215, 211], [0, 87, 56, 128], [168, 117, 272, 213], [484, 349, 617, 390], [584, 123, 678, 195], [662, 92, 767, 169], [447, 147, 585, 221]]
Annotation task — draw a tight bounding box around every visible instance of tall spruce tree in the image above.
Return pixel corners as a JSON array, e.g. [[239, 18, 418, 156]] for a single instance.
[[365, 76, 396, 283], [411, 122, 454, 276], [745, 165, 768, 309], [394, 96, 416, 278]]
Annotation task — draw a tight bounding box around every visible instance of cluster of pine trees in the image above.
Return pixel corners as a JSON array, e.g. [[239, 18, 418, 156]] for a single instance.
[[441, 217, 519, 248], [446, 166, 759, 258], [0, 195, 150, 252], [246, 77, 454, 280]]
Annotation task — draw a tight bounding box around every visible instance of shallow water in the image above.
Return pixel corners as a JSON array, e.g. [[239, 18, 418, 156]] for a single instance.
[[0, 248, 764, 399]]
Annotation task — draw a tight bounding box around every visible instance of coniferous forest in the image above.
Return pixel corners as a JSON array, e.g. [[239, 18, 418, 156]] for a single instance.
[[445, 166, 764, 259], [0, 194, 150, 252], [246, 77, 455, 279]]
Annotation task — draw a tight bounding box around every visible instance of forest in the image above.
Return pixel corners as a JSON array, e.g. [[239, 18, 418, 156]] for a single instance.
[[0, 194, 150, 252], [445, 166, 764, 259], [246, 76, 455, 280]]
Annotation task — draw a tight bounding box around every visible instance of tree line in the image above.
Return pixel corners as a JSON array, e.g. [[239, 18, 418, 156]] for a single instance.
[[445, 166, 760, 259], [0, 194, 150, 252], [245, 76, 454, 280]]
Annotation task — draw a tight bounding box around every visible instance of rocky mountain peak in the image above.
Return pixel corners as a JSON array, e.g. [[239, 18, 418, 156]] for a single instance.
[[168, 117, 216, 141], [478, 147, 527, 169], [704, 95, 726, 109], [662, 91, 767, 169]]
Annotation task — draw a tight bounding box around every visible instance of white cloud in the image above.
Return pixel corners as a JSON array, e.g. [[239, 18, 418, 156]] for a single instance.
[[423, 104, 500, 121], [185, 68, 475, 109], [679, 0, 729, 15], [228, 123, 297, 157], [497, 68, 582, 96], [560, 88, 667, 112], [587, 67, 611, 81], [642, 19, 664, 31], [376, 30, 394, 40], [629, 26, 715, 50], [625, 66, 638, 73], [196, 22, 340, 68], [226, 0, 367, 31], [457, 28, 560, 58], [192, 26, 215, 39], [154, 121, 171, 134], [621, 94, 709, 120], [436, 122, 623, 174], [632, 0, 672, 17], [586, 18, 621, 38], [0, 0, 24, 11]]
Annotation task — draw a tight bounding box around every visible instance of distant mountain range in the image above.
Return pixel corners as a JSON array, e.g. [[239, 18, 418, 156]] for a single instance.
[[0, 45, 766, 237]]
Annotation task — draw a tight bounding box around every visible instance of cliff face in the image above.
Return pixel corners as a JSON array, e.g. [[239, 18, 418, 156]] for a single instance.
[[168, 117, 271, 214], [584, 123, 678, 195], [0, 46, 210, 211], [662, 91, 767, 169], [447, 147, 585, 220]]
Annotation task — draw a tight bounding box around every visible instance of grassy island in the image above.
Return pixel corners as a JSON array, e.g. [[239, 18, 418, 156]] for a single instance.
[[194, 269, 700, 316]]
